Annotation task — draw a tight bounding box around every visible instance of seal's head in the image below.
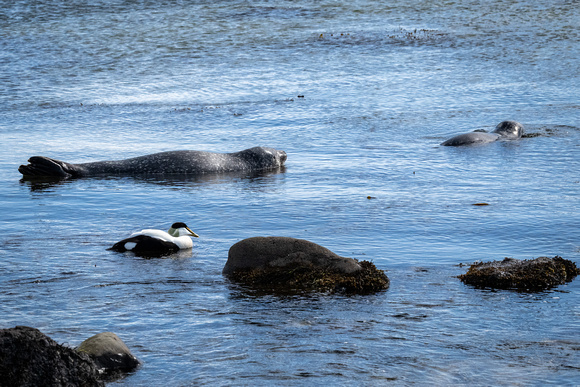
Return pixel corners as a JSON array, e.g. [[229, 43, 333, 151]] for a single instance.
[[492, 121, 524, 139], [236, 147, 287, 169]]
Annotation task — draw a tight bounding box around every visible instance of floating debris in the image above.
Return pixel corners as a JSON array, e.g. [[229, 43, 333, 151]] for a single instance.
[[522, 132, 542, 138], [315, 28, 447, 45]]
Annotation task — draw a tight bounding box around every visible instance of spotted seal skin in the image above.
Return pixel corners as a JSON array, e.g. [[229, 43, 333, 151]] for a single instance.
[[441, 121, 525, 146], [19, 146, 287, 178]]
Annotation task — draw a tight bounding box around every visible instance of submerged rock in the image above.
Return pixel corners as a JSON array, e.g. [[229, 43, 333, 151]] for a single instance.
[[77, 332, 141, 377], [0, 326, 103, 387], [458, 256, 579, 291], [223, 237, 389, 294]]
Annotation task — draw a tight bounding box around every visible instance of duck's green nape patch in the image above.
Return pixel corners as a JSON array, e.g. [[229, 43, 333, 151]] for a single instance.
[[458, 256, 579, 291], [226, 260, 389, 295]]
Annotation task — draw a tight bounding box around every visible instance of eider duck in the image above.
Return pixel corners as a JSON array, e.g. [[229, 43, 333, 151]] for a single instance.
[[110, 222, 199, 257]]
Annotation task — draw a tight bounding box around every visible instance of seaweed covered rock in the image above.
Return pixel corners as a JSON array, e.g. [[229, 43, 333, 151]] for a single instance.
[[224, 237, 389, 294], [0, 326, 103, 387], [77, 332, 141, 377], [458, 256, 579, 291]]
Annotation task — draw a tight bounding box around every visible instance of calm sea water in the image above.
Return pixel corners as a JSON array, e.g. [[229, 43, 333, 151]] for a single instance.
[[1, 0, 579, 385]]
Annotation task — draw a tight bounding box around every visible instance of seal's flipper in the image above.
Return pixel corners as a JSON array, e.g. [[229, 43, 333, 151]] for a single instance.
[[18, 156, 75, 178]]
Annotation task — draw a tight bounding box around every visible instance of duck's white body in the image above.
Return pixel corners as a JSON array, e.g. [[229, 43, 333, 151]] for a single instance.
[[110, 222, 199, 257], [129, 228, 194, 249]]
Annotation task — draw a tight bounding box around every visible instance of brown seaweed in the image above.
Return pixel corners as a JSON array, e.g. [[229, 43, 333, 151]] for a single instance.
[[458, 256, 579, 291], [227, 260, 389, 295]]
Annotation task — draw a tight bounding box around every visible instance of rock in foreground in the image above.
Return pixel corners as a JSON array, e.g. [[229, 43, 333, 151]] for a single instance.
[[77, 332, 141, 377], [458, 256, 579, 291], [0, 326, 103, 387], [224, 237, 389, 294], [0, 327, 141, 387]]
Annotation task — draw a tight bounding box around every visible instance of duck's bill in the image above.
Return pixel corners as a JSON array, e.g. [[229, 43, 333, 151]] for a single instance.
[[186, 227, 199, 237]]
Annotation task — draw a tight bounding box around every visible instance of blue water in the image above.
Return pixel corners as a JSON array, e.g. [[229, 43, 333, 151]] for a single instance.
[[1, 0, 579, 385]]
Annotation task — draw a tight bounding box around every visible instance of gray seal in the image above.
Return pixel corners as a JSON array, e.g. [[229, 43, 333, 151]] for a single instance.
[[19, 146, 287, 178], [441, 121, 524, 146]]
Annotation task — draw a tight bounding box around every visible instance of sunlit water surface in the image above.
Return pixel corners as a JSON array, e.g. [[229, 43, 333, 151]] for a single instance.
[[1, 0, 579, 385]]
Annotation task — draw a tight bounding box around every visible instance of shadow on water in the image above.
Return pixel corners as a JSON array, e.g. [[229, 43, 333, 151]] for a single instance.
[[19, 167, 287, 192]]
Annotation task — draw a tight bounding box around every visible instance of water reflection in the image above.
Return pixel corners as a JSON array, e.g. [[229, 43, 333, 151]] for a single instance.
[[20, 167, 286, 192], [19, 176, 72, 192], [108, 248, 195, 260]]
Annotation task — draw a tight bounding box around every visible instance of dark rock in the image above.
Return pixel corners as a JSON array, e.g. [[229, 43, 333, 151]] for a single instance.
[[223, 237, 389, 294], [0, 326, 103, 387], [458, 256, 579, 291], [223, 237, 362, 275], [77, 332, 141, 375]]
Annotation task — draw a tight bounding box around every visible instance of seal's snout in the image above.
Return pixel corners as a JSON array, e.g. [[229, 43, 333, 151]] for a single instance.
[[279, 150, 287, 165], [493, 120, 524, 139]]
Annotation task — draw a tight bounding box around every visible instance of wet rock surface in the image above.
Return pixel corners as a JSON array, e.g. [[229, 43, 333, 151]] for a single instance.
[[0, 326, 104, 387], [224, 237, 389, 295], [77, 332, 141, 378], [0, 327, 141, 386], [224, 236, 363, 275], [458, 256, 579, 291]]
